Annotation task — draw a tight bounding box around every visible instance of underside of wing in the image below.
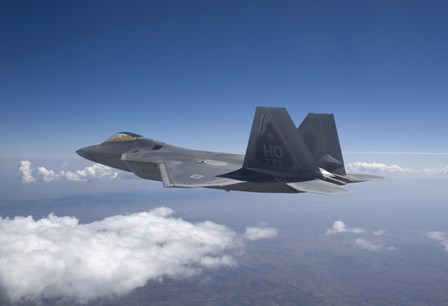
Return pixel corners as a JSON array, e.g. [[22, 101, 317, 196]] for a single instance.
[[158, 162, 244, 188], [285, 179, 350, 195], [122, 151, 244, 188]]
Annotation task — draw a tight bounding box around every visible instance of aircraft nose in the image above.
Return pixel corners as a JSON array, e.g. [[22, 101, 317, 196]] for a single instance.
[[76, 146, 96, 160], [76, 147, 87, 158]]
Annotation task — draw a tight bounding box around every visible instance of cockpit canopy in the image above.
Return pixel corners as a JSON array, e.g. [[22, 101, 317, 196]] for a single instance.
[[104, 132, 143, 143]]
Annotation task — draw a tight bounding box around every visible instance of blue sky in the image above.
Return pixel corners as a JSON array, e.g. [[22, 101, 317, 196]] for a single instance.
[[1, 0, 448, 162], [2, 2, 448, 304]]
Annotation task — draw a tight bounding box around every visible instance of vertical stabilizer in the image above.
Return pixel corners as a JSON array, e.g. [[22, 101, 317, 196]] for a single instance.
[[243, 107, 321, 178], [298, 113, 346, 175]]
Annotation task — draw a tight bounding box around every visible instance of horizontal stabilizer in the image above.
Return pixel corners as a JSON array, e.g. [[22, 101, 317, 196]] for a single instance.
[[342, 173, 383, 182], [285, 179, 350, 195]]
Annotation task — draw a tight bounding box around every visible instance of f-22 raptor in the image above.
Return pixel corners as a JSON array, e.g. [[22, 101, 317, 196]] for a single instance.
[[77, 107, 378, 194]]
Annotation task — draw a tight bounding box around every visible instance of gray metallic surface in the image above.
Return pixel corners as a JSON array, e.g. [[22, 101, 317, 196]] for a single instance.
[[298, 113, 346, 175], [76, 107, 380, 194]]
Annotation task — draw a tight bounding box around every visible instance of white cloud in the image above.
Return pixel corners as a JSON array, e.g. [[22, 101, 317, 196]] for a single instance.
[[244, 226, 279, 241], [345, 162, 448, 175], [355, 238, 393, 252], [0, 208, 247, 303], [18, 161, 120, 183], [372, 230, 386, 236], [436, 167, 448, 175], [345, 162, 416, 174], [36, 166, 59, 182], [326, 221, 366, 235], [425, 231, 448, 252], [18, 161, 35, 183], [326, 221, 393, 252]]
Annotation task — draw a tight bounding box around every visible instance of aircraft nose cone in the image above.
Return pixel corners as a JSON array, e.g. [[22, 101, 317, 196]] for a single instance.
[[76, 144, 108, 163], [76, 146, 96, 160]]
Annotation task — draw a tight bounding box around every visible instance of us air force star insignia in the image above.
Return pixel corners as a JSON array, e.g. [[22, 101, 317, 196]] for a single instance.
[[189, 174, 204, 180]]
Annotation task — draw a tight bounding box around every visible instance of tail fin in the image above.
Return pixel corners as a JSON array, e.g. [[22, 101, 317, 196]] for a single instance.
[[298, 113, 346, 175], [243, 107, 321, 178]]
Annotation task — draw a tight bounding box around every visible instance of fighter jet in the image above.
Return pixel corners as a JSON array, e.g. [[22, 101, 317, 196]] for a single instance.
[[76, 107, 379, 194]]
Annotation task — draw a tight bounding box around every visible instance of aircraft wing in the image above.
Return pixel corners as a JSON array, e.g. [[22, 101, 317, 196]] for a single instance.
[[283, 179, 350, 195], [158, 162, 244, 188], [122, 153, 245, 188]]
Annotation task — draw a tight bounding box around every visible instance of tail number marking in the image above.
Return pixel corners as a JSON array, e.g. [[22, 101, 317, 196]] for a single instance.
[[263, 144, 284, 167]]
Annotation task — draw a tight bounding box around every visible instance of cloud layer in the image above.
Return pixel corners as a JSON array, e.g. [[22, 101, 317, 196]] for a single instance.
[[326, 221, 366, 235], [345, 162, 448, 175], [0, 208, 277, 303], [355, 238, 394, 252], [18, 160, 35, 183], [245, 226, 279, 241], [326, 221, 393, 252], [18, 161, 120, 183], [19, 161, 448, 184], [425, 231, 448, 252]]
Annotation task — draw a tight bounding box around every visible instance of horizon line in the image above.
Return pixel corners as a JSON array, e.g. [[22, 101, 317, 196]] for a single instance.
[[344, 151, 448, 156]]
